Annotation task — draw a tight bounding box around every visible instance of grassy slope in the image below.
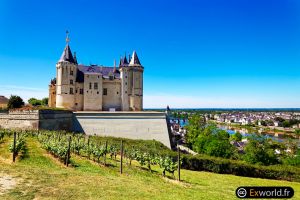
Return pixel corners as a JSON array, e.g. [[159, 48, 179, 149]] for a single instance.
[[0, 136, 299, 200]]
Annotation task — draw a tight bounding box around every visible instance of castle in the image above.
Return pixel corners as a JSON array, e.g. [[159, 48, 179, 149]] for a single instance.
[[48, 34, 144, 111]]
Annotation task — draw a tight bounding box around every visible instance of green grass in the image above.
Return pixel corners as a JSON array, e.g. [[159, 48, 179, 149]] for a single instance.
[[0, 136, 300, 200]]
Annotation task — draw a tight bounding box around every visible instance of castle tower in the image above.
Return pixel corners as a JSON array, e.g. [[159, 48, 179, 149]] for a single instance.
[[55, 32, 78, 110], [128, 51, 143, 111], [119, 55, 130, 111]]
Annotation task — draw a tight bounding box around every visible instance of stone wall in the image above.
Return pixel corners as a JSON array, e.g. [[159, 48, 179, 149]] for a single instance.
[[0, 110, 172, 149], [0, 110, 73, 131], [0, 110, 39, 130], [39, 110, 73, 131], [73, 111, 171, 148], [102, 80, 122, 111]]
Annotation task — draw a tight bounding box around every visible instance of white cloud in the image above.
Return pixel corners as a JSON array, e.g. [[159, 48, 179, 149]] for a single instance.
[[0, 85, 48, 103]]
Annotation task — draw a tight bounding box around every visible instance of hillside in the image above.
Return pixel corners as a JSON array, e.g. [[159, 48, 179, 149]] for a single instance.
[[0, 136, 299, 200]]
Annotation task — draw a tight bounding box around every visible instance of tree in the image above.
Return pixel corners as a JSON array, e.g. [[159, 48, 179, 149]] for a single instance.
[[282, 120, 290, 128], [7, 95, 24, 109], [28, 97, 48, 106], [41, 97, 49, 106], [192, 124, 235, 158], [243, 134, 279, 165], [260, 120, 267, 126], [28, 98, 41, 106], [231, 131, 242, 142], [185, 114, 206, 146]]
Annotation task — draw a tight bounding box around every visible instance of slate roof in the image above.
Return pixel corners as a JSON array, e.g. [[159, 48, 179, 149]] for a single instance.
[[59, 44, 75, 63], [0, 96, 8, 104], [76, 65, 120, 83], [119, 56, 129, 67], [129, 51, 141, 65]]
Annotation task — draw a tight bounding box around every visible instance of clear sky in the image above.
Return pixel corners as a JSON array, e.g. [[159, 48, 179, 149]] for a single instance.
[[0, 0, 300, 108]]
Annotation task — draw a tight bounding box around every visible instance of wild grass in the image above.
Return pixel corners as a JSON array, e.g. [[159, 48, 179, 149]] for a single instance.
[[0, 136, 299, 200]]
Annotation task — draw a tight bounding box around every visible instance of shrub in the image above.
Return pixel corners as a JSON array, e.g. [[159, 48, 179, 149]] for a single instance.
[[181, 154, 300, 182]]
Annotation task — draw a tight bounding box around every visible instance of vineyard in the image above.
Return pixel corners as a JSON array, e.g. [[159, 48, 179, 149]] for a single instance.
[[36, 130, 180, 178], [0, 129, 300, 200], [0, 129, 180, 179]]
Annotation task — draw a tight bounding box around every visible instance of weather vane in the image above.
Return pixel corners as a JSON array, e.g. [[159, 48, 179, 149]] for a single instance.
[[66, 30, 70, 44]]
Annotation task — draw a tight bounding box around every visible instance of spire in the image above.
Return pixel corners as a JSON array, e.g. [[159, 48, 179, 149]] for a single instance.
[[114, 59, 120, 73], [129, 51, 141, 65], [58, 31, 75, 63], [119, 56, 123, 67], [113, 59, 116, 72], [74, 52, 78, 64], [123, 54, 128, 64], [66, 30, 70, 44], [118, 54, 129, 67]]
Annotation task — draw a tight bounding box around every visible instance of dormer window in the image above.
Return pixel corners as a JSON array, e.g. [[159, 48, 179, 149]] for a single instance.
[[109, 75, 114, 80]]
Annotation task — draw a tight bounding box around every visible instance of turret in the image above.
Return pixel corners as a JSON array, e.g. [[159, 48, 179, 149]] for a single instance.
[[127, 51, 144, 111], [55, 31, 78, 110], [119, 54, 130, 111]]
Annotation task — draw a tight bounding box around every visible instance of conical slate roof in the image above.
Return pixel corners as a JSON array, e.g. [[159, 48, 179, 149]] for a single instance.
[[59, 44, 75, 63], [129, 51, 141, 65], [119, 55, 129, 67]]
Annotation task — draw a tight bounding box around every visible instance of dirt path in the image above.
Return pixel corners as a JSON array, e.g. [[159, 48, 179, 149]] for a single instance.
[[0, 174, 18, 195]]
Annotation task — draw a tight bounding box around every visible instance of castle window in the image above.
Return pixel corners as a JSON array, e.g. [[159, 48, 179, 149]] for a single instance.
[[75, 89, 78, 93], [98, 76, 99, 78], [70, 70, 73, 75], [89, 82, 92, 89], [125, 76, 127, 78], [80, 89, 83, 94], [94, 83, 98, 90], [117, 92, 119, 94], [103, 88, 107, 95], [75, 103, 78, 106], [70, 88, 74, 94], [125, 91, 127, 94], [125, 82, 127, 85], [97, 91, 99, 94], [70, 80, 73, 85]]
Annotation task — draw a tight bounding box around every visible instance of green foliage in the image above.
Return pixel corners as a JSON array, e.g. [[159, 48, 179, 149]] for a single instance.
[[157, 156, 178, 177], [243, 134, 279, 165], [230, 131, 242, 142], [7, 95, 24, 109], [41, 97, 49, 106], [185, 114, 206, 146], [283, 149, 300, 166], [192, 123, 235, 159], [181, 154, 300, 182], [28, 98, 42, 106], [9, 133, 26, 158], [37, 131, 70, 164], [28, 97, 49, 106]]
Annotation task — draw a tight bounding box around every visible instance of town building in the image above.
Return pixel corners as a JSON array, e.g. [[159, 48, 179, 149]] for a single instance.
[[49, 33, 144, 111], [0, 96, 8, 109]]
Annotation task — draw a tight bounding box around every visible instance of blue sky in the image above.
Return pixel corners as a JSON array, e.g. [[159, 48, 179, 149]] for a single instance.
[[0, 0, 300, 108]]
